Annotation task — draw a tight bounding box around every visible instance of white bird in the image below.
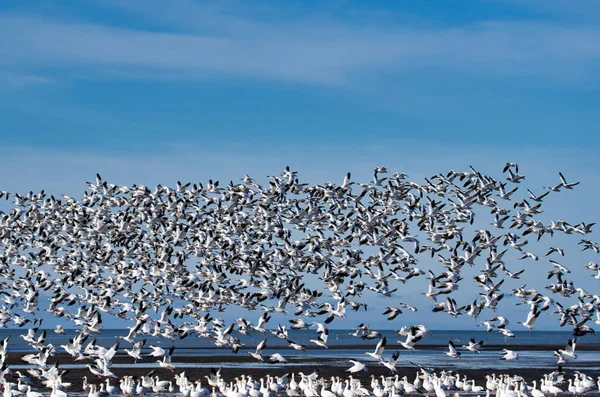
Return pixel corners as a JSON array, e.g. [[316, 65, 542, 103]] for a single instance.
[[365, 337, 386, 361], [346, 360, 368, 373], [558, 338, 577, 359], [147, 345, 166, 357], [501, 349, 518, 360], [124, 339, 145, 362], [445, 341, 461, 359], [309, 327, 328, 348], [518, 304, 541, 331], [250, 339, 267, 361], [462, 338, 483, 354], [157, 346, 176, 372], [545, 247, 564, 256], [553, 350, 567, 365], [549, 259, 571, 273], [381, 351, 400, 373], [269, 353, 288, 363], [558, 172, 580, 189], [253, 312, 271, 333]]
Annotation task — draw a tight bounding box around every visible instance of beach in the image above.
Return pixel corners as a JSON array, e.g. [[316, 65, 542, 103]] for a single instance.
[[6, 347, 600, 392]]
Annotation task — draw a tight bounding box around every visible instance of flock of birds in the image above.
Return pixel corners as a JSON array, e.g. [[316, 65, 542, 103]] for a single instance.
[[6, 365, 600, 397], [65, 368, 600, 397], [0, 163, 598, 396]]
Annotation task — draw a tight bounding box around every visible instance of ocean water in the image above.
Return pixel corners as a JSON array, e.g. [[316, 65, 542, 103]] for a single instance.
[[2, 329, 598, 372], [0, 328, 590, 351]]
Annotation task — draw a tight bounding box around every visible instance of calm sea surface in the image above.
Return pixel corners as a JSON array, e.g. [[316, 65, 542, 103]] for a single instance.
[[2, 329, 598, 371]]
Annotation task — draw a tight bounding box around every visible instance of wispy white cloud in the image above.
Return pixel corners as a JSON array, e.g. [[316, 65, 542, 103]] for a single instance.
[[0, 70, 54, 90], [491, 0, 600, 22], [1, 4, 600, 86]]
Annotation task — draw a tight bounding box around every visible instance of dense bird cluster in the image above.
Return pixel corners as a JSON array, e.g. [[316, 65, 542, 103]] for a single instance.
[[0, 164, 598, 395], [89, 367, 600, 397]]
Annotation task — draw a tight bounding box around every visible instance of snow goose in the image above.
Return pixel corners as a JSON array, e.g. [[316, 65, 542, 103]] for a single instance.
[[558, 338, 577, 359], [445, 341, 461, 359], [501, 349, 519, 360], [365, 337, 386, 361], [462, 339, 483, 354], [346, 360, 368, 373]]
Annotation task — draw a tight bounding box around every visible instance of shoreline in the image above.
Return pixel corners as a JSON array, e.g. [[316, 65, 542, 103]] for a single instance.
[[5, 353, 600, 392], [7, 342, 600, 355]]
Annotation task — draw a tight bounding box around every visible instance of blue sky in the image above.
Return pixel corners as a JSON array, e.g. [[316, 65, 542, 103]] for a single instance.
[[0, 1, 599, 330], [1, 0, 600, 152]]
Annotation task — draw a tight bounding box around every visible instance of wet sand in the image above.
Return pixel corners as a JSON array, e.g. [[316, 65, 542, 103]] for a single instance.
[[6, 351, 600, 392]]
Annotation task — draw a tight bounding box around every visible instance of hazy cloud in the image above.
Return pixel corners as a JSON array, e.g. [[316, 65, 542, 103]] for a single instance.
[[0, 70, 54, 90], [1, 6, 600, 86]]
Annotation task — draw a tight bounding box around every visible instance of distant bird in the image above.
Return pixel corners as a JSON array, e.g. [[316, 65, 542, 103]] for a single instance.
[[287, 339, 306, 351], [553, 350, 567, 365], [558, 172, 580, 189], [309, 327, 328, 348], [445, 341, 461, 359], [269, 353, 288, 363], [383, 306, 402, 321], [365, 337, 386, 361], [462, 339, 484, 354], [501, 349, 518, 360], [479, 321, 494, 332], [157, 346, 175, 372], [346, 360, 368, 373], [503, 162, 519, 173], [527, 189, 550, 202], [381, 351, 400, 373], [147, 345, 167, 357], [518, 304, 541, 331], [124, 339, 145, 362], [558, 338, 577, 360], [550, 260, 571, 273], [250, 339, 266, 361], [546, 247, 565, 257]]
